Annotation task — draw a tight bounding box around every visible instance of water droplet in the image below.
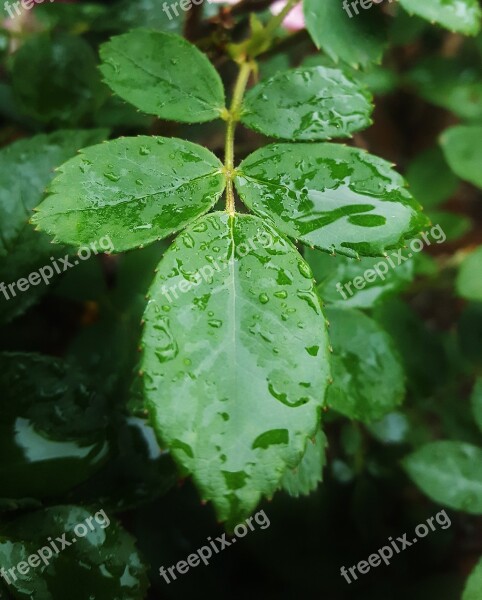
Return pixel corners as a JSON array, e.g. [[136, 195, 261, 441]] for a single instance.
[[259, 293, 269, 304]]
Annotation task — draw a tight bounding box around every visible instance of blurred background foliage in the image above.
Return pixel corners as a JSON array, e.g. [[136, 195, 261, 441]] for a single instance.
[[0, 0, 482, 598]]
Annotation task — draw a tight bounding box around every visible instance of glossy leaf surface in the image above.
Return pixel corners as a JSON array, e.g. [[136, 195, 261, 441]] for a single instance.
[[141, 212, 331, 524], [235, 143, 428, 258], [100, 30, 225, 122], [32, 136, 225, 252], [241, 67, 373, 141]]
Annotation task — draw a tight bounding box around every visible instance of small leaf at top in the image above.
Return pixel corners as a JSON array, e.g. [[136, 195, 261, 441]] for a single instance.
[[99, 30, 226, 123], [304, 0, 387, 68], [241, 67, 373, 141], [235, 143, 429, 258], [141, 212, 331, 524], [398, 0, 481, 35], [440, 125, 482, 189], [31, 136, 226, 253]]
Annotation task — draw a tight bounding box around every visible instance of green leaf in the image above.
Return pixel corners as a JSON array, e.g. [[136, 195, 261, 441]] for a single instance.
[[326, 308, 405, 423], [398, 0, 481, 35], [32, 136, 226, 252], [281, 430, 327, 497], [405, 146, 459, 209], [440, 125, 482, 189], [0, 129, 107, 323], [141, 212, 331, 524], [457, 247, 482, 302], [0, 353, 110, 506], [99, 30, 225, 123], [471, 378, 482, 434], [10, 33, 106, 125], [403, 441, 482, 513], [0, 506, 148, 600], [305, 248, 413, 309], [235, 143, 429, 258], [463, 557, 482, 600], [407, 57, 482, 121], [241, 67, 373, 141], [304, 0, 386, 68]]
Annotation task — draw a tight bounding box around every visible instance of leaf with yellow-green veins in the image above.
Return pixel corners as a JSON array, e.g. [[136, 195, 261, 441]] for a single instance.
[[31, 136, 226, 253], [235, 143, 429, 259], [141, 212, 331, 524], [99, 30, 226, 123], [241, 67, 373, 141]]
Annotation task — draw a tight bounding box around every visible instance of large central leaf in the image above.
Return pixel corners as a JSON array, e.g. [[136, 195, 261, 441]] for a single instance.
[[141, 212, 331, 524], [32, 136, 226, 252], [235, 143, 428, 258]]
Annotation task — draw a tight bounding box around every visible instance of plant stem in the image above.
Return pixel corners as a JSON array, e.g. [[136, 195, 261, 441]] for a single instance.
[[224, 60, 253, 215]]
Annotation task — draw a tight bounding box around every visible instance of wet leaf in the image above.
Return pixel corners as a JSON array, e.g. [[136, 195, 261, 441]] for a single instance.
[[281, 430, 327, 497], [326, 308, 405, 423], [32, 136, 225, 252], [398, 0, 481, 35], [463, 557, 482, 600], [440, 125, 482, 189], [241, 67, 373, 141], [0, 129, 107, 323], [235, 143, 429, 258], [0, 353, 110, 506], [99, 30, 225, 123], [457, 246, 482, 302], [304, 0, 386, 68], [141, 212, 331, 524], [0, 506, 148, 600], [403, 441, 482, 513]]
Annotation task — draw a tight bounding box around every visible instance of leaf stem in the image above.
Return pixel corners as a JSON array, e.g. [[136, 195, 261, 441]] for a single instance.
[[224, 60, 253, 215]]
